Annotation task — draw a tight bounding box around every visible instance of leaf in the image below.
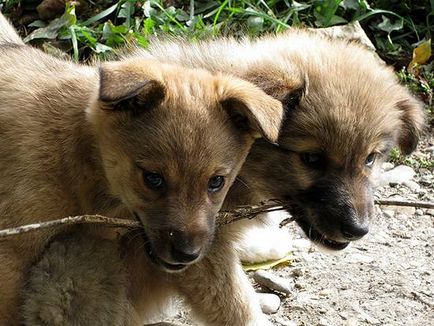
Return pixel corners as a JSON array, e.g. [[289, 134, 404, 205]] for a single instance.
[[82, 3, 119, 26], [242, 253, 294, 272], [408, 39, 432, 72], [23, 6, 76, 42], [376, 15, 403, 34]]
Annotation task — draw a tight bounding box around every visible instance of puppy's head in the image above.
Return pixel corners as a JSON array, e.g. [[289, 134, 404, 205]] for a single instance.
[[243, 33, 425, 250], [87, 58, 283, 271]]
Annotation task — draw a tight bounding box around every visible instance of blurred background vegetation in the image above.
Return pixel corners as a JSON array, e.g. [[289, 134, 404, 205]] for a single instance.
[[0, 0, 433, 126]]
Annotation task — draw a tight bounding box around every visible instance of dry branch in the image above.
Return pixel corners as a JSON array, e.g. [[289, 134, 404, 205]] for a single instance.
[[0, 198, 432, 239]]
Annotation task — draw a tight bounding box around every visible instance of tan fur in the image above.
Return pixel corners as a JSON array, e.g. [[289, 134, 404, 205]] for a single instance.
[[0, 15, 283, 325]]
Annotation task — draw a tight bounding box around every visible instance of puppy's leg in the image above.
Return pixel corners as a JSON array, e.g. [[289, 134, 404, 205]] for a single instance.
[[21, 231, 133, 326], [0, 246, 26, 326], [174, 230, 273, 326]]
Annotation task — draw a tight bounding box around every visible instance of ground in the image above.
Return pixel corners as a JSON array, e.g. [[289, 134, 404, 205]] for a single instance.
[[166, 133, 433, 326]]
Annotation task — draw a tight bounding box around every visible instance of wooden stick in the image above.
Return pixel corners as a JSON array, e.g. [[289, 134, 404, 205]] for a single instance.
[[0, 198, 432, 239], [374, 199, 434, 209]]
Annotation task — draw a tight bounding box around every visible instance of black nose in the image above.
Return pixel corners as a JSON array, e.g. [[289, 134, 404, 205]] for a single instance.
[[170, 244, 201, 263], [341, 222, 369, 241], [168, 230, 202, 263]]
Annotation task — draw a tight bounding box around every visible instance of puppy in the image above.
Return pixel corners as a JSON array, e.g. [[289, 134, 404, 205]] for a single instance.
[[146, 29, 425, 252], [0, 13, 284, 325]]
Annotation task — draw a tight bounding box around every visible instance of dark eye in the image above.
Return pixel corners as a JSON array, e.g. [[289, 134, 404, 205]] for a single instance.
[[301, 152, 324, 169], [365, 153, 376, 167], [143, 172, 165, 189], [208, 176, 225, 193]]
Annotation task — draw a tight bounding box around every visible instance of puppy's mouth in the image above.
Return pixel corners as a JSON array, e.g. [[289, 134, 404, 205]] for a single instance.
[[142, 233, 188, 272], [288, 205, 350, 251], [133, 213, 188, 273]]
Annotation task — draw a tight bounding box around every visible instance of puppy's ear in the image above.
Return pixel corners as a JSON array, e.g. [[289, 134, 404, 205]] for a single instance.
[[396, 93, 426, 155], [98, 62, 166, 111], [244, 63, 307, 112], [219, 77, 284, 143]]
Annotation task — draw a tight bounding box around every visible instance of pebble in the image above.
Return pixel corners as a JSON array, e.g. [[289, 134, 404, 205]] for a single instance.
[[381, 162, 395, 171], [419, 175, 433, 186], [379, 165, 415, 186], [382, 209, 395, 218], [319, 288, 333, 297], [403, 180, 421, 192], [253, 270, 294, 295], [274, 317, 296, 326], [257, 293, 281, 314]]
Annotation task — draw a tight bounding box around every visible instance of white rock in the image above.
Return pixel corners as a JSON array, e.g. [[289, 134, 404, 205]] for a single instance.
[[381, 162, 395, 171], [275, 317, 297, 326], [257, 293, 281, 314], [253, 270, 294, 295], [346, 253, 374, 264], [403, 180, 421, 192], [382, 209, 395, 218], [379, 165, 416, 186], [319, 288, 333, 297]]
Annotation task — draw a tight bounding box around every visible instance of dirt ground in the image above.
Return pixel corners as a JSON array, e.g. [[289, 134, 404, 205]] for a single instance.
[[165, 132, 433, 326]]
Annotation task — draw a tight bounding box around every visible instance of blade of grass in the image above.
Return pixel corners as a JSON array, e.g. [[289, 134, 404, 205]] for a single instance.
[[82, 2, 119, 26], [69, 26, 79, 61]]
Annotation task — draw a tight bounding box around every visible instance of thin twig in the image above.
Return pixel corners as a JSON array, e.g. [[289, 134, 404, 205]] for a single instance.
[[374, 199, 434, 209], [0, 198, 432, 239]]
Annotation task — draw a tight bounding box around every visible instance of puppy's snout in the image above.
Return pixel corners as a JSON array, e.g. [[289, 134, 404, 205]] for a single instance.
[[341, 221, 369, 240], [167, 230, 206, 264]]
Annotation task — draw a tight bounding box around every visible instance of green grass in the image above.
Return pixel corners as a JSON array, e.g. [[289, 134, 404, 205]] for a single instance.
[[1, 0, 432, 62], [1, 0, 433, 120]]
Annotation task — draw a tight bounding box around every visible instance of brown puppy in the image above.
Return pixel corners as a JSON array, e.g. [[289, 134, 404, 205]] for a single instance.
[[146, 30, 425, 250], [0, 14, 283, 325]]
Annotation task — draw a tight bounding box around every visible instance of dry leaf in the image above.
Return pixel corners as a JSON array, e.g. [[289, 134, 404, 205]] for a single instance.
[[242, 253, 294, 272], [408, 39, 432, 73]]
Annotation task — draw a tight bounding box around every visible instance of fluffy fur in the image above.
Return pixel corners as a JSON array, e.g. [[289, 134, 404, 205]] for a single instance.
[[0, 13, 283, 325]]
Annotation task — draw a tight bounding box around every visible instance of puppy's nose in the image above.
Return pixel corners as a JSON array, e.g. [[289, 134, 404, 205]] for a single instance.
[[168, 230, 202, 264], [341, 222, 369, 240]]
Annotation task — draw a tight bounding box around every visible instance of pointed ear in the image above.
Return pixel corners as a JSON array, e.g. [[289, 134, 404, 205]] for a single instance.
[[98, 62, 166, 111], [396, 93, 426, 155], [219, 77, 285, 143], [244, 62, 307, 112]]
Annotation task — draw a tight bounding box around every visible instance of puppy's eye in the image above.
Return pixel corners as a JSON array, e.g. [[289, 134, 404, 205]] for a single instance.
[[365, 153, 376, 167], [208, 176, 225, 193], [301, 152, 324, 169], [143, 172, 165, 189]]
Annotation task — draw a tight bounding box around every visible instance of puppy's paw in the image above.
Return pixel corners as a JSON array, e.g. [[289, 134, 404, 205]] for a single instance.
[[236, 226, 292, 263], [21, 233, 130, 326]]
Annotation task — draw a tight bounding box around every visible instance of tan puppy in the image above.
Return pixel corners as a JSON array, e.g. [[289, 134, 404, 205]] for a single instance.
[[146, 30, 425, 250], [0, 14, 284, 325]]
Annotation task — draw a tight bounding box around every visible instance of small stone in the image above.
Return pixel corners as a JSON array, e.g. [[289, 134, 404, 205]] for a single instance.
[[319, 289, 333, 297], [257, 293, 281, 314], [426, 145, 434, 153], [419, 175, 433, 186], [290, 267, 303, 277], [274, 317, 296, 326], [253, 270, 294, 295], [318, 317, 333, 326], [346, 253, 374, 264], [382, 209, 395, 218], [381, 162, 394, 171], [379, 165, 415, 186], [403, 180, 420, 192], [415, 209, 424, 216]]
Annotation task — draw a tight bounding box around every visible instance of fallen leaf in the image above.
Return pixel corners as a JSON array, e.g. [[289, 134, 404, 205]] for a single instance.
[[408, 39, 432, 73], [242, 253, 294, 272]]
